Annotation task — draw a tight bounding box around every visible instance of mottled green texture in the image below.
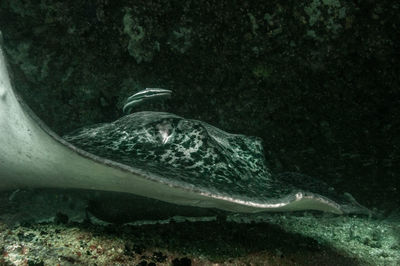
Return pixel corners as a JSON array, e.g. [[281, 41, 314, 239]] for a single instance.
[[0, 0, 398, 219]]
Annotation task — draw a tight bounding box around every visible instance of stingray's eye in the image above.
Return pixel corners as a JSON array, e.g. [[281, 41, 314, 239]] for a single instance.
[[177, 119, 193, 131], [156, 121, 174, 144]]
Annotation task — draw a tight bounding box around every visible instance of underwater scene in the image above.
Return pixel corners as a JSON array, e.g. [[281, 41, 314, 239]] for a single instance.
[[0, 1, 399, 265]]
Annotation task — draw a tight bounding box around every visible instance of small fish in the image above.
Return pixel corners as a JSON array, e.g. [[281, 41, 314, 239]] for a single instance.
[[123, 88, 172, 114]]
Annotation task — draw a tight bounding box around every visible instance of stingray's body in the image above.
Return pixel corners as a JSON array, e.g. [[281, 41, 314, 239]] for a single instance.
[[0, 39, 365, 215]]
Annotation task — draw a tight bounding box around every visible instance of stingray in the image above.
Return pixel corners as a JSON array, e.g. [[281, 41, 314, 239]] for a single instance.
[[0, 36, 368, 215]]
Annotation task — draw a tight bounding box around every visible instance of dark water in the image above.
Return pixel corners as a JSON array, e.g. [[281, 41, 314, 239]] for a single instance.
[[0, 1, 399, 264]]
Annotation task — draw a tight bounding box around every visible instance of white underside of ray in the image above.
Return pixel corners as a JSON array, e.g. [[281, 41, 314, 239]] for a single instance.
[[0, 42, 344, 214]]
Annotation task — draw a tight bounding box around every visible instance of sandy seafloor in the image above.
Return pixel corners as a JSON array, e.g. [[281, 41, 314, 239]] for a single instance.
[[0, 190, 399, 266]]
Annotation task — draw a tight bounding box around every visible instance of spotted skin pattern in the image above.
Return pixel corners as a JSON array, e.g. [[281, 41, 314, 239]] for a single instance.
[[64, 111, 354, 206], [64, 112, 293, 199]]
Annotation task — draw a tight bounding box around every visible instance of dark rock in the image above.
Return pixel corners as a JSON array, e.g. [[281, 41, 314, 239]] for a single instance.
[[124, 241, 145, 256], [172, 257, 192, 266], [17, 232, 35, 242], [136, 260, 147, 266], [152, 251, 167, 262], [54, 212, 69, 225], [27, 259, 44, 266]]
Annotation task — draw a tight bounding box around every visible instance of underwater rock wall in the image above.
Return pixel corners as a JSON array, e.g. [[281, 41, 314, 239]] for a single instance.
[[0, 0, 398, 212]]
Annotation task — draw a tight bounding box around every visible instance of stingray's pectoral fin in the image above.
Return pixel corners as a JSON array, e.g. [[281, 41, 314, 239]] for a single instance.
[[281, 191, 371, 215], [216, 190, 371, 215]]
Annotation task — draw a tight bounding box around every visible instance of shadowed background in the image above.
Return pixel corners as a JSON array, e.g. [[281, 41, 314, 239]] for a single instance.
[[0, 0, 399, 213]]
